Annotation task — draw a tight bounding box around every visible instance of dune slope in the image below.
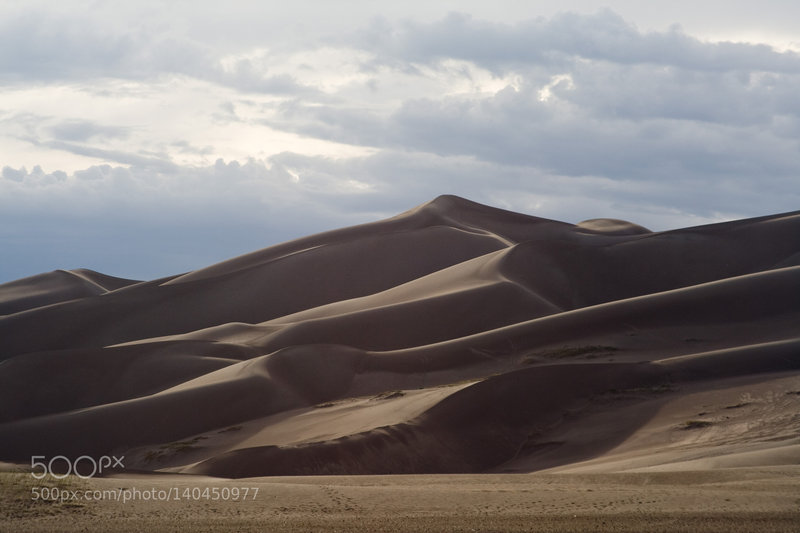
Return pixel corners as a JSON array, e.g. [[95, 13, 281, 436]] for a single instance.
[[0, 195, 798, 477]]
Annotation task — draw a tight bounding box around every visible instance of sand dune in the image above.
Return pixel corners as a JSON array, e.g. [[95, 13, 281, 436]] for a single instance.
[[0, 195, 798, 480], [0, 269, 137, 316]]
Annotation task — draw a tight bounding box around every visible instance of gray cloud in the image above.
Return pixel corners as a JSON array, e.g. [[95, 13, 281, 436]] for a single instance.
[[0, 158, 378, 281], [264, 149, 798, 225], [263, 12, 800, 216], [2, 135, 797, 284], [2, 6, 799, 283], [356, 10, 800, 73], [49, 119, 130, 142], [30, 140, 179, 172], [0, 9, 313, 96], [273, 77, 800, 185], [0, 11, 137, 82]]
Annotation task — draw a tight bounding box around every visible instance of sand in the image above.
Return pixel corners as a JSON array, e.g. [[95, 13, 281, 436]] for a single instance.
[[2, 467, 799, 532], [1, 195, 798, 530]]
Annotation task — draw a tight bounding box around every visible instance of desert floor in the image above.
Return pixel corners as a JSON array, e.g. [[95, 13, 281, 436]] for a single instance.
[[3, 467, 799, 532]]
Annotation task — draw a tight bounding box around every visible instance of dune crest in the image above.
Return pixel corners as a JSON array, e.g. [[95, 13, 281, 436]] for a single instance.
[[575, 218, 651, 235], [1, 196, 798, 477]]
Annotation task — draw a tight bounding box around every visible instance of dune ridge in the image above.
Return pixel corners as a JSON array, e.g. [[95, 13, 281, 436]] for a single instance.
[[0, 195, 798, 478]]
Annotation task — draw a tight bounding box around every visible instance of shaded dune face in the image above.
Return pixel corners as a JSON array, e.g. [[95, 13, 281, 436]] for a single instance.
[[0, 195, 798, 477]]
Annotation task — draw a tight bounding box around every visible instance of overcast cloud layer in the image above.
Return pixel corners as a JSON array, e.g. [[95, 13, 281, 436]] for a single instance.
[[2, 1, 799, 282]]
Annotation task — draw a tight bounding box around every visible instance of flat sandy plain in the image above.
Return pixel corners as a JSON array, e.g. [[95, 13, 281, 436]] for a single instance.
[[1, 196, 799, 531], [2, 466, 799, 532]]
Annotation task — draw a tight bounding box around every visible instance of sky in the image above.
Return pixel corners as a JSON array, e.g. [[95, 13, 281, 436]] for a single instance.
[[1, 1, 799, 283]]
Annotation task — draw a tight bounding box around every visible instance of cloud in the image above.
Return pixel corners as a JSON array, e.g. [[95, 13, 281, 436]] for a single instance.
[[2, 7, 799, 283], [49, 119, 131, 142], [0, 157, 383, 281], [0, 11, 138, 82], [28, 140, 178, 172], [263, 11, 800, 217], [273, 72, 800, 185], [356, 10, 800, 73], [1, 143, 795, 283], [264, 149, 793, 225], [0, 8, 314, 96]]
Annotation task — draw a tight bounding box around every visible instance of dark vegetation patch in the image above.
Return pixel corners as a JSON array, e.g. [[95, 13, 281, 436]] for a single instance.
[[725, 402, 751, 410], [372, 390, 406, 401], [521, 345, 619, 364], [606, 383, 676, 395], [144, 436, 208, 462], [681, 420, 713, 430]]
